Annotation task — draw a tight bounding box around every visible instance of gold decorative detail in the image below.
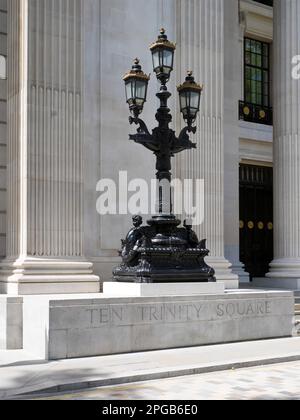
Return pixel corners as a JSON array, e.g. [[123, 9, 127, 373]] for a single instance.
[[243, 106, 250, 116], [177, 73, 203, 93], [123, 59, 151, 82], [258, 222, 264, 230], [150, 29, 176, 51], [259, 110, 266, 119], [267, 222, 273, 231], [150, 40, 176, 51], [248, 221, 254, 230], [239, 221, 245, 229]]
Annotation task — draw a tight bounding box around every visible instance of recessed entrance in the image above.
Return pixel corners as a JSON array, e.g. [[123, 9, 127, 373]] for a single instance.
[[239, 164, 274, 280]]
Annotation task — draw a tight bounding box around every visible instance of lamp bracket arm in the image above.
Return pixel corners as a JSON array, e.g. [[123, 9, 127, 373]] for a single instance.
[[176, 126, 197, 151], [178, 125, 196, 141], [129, 116, 151, 136]]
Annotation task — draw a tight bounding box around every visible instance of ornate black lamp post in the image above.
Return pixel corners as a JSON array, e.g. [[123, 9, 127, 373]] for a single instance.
[[113, 29, 215, 283]]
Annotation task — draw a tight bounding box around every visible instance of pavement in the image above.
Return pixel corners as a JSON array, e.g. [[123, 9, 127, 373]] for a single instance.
[[1, 337, 300, 400], [32, 361, 300, 400]]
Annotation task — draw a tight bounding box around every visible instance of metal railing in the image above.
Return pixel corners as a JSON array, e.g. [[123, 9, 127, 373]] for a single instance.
[[239, 101, 273, 126]]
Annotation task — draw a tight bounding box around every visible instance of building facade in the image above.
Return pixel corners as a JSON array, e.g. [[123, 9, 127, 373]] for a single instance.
[[0, 0, 299, 294]]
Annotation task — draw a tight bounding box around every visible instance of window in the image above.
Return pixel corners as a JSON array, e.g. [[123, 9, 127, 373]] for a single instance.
[[0, 55, 6, 80], [239, 38, 272, 125], [244, 38, 270, 107]]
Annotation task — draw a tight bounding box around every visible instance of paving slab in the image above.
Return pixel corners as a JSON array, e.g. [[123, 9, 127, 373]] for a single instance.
[[0, 337, 300, 399]]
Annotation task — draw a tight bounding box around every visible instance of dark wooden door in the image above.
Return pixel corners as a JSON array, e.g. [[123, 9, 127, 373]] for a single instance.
[[239, 164, 273, 279]]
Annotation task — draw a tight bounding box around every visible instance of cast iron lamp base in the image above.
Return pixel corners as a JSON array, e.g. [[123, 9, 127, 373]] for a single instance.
[[116, 31, 214, 284], [113, 215, 216, 283]]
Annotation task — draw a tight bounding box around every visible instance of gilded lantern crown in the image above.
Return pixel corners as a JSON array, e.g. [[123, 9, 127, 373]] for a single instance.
[[150, 28, 176, 52], [123, 58, 151, 82], [177, 71, 203, 93]]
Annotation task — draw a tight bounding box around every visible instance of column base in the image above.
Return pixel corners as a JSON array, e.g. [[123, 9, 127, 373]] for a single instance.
[[253, 277, 300, 290], [263, 258, 300, 290], [0, 257, 101, 295], [232, 263, 250, 284], [207, 257, 239, 289]]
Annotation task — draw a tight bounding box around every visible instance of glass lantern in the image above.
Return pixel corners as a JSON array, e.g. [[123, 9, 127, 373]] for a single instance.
[[177, 71, 203, 127], [150, 29, 176, 84], [123, 59, 150, 118]]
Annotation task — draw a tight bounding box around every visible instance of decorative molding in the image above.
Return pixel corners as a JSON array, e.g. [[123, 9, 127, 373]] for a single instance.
[[240, 0, 273, 41]]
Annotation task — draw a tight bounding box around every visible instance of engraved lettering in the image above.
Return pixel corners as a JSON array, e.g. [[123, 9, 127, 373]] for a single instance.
[[246, 304, 255, 315], [178, 305, 184, 320], [226, 303, 235, 316], [86, 308, 99, 325], [265, 301, 271, 314], [217, 304, 224, 317], [150, 307, 160, 321], [193, 304, 202, 318], [237, 302, 246, 316], [141, 306, 148, 321], [112, 307, 123, 322], [257, 302, 265, 315], [166, 305, 176, 320], [99, 308, 109, 323]]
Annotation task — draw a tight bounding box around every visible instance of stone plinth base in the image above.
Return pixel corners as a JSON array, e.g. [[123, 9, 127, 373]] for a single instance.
[[0, 258, 101, 295], [0, 296, 23, 349], [103, 282, 225, 297], [207, 257, 239, 289], [253, 277, 300, 290], [22, 291, 294, 360]]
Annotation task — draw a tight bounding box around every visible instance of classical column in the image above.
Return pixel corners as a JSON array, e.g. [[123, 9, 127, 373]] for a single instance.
[[174, 0, 239, 288], [224, 0, 249, 283], [266, 0, 300, 288], [0, 0, 100, 294]]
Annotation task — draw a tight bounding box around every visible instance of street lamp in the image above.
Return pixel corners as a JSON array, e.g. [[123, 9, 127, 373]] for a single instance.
[[113, 29, 215, 284], [150, 28, 176, 84], [178, 70, 203, 129], [123, 58, 150, 118]]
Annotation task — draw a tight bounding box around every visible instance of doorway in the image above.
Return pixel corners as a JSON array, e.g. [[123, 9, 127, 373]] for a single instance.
[[239, 164, 274, 280]]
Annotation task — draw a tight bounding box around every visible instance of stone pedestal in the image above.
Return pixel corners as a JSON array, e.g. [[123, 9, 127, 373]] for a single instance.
[[265, 0, 300, 289], [0, 296, 23, 349], [22, 291, 294, 360], [104, 282, 225, 297]]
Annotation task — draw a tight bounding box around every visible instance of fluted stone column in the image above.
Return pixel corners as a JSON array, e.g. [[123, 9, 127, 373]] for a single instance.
[[174, 0, 239, 288], [266, 0, 300, 289], [0, 0, 100, 294], [224, 0, 249, 283]]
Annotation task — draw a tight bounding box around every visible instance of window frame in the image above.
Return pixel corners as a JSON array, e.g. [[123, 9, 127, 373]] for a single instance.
[[244, 38, 271, 108]]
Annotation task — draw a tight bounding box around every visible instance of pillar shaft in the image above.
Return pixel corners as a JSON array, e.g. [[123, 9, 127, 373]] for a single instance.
[[266, 0, 300, 287], [174, 0, 238, 288], [0, 0, 99, 294]]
